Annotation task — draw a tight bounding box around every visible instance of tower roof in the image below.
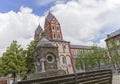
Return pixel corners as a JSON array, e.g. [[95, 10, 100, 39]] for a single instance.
[[46, 11, 54, 22], [37, 32, 53, 47], [35, 24, 43, 34]]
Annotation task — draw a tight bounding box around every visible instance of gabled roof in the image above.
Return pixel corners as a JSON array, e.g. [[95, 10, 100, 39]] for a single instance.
[[106, 29, 120, 40], [35, 24, 43, 34], [70, 44, 92, 49], [46, 11, 54, 22]]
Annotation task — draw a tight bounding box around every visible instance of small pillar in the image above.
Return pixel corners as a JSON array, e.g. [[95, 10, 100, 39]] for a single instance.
[[34, 62, 37, 73], [41, 58, 45, 72], [56, 58, 59, 69]]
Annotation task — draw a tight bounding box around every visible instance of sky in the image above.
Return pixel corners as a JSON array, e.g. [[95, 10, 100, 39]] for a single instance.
[[0, 0, 120, 56]]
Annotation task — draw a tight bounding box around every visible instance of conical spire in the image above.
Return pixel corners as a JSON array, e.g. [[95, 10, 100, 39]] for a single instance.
[[35, 24, 43, 34], [46, 10, 54, 22], [34, 24, 43, 40]]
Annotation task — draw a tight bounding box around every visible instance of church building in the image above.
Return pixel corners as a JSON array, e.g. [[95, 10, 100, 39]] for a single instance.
[[34, 12, 92, 74]]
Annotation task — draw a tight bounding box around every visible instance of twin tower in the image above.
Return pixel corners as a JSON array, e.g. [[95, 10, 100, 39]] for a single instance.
[[28, 11, 74, 79]]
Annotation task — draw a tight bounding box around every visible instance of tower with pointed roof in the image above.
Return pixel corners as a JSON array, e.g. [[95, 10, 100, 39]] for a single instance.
[[34, 24, 43, 40], [44, 11, 63, 40], [34, 11, 75, 74], [34, 11, 94, 74]]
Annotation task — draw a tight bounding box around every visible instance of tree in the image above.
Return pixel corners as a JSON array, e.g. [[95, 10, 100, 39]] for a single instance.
[[0, 57, 2, 76], [75, 45, 110, 71], [0, 41, 26, 81], [76, 54, 84, 70], [25, 39, 40, 74]]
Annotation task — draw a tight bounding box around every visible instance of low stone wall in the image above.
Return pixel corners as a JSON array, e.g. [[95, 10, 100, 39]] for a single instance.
[[27, 69, 66, 80], [16, 69, 112, 84]]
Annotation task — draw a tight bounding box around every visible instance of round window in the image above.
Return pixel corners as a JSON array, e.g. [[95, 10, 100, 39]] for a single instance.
[[46, 54, 54, 63]]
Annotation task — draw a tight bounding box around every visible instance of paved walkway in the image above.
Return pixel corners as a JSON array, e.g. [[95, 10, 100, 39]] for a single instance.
[[113, 74, 120, 84]]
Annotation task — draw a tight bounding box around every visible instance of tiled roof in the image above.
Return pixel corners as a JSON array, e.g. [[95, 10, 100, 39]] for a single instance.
[[35, 24, 43, 34], [70, 44, 92, 49], [106, 29, 120, 40], [46, 11, 54, 22], [49, 39, 69, 43]]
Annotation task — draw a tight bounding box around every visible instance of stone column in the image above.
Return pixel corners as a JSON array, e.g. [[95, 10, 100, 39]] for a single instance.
[[56, 58, 59, 69], [34, 62, 37, 73], [41, 58, 45, 72]]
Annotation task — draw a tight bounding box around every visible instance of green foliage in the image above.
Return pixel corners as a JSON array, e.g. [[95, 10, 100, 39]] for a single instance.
[[75, 45, 110, 71], [25, 39, 40, 74], [107, 39, 120, 69], [0, 38, 41, 79], [0, 40, 26, 78], [0, 57, 2, 76]]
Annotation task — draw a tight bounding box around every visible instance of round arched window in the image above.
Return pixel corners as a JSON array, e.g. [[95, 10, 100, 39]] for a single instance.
[[36, 56, 40, 66], [46, 54, 54, 63]]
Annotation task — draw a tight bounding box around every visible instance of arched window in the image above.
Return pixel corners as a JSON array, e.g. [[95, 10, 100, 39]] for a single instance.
[[62, 57, 66, 64], [66, 56, 71, 67], [63, 45, 66, 52], [52, 26, 55, 30], [54, 33, 56, 38], [36, 56, 41, 66], [58, 34, 60, 38], [57, 27, 59, 30]]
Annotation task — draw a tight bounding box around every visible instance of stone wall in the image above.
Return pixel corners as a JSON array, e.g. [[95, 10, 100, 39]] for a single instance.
[[27, 69, 66, 80]]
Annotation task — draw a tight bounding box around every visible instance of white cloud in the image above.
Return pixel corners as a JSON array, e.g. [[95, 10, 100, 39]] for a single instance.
[[1, 0, 120, 56], [97, 38, 106, 48], [106, 0, 120, 9], [47, 0, 120, 47], [0, 7, 43, 56]]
